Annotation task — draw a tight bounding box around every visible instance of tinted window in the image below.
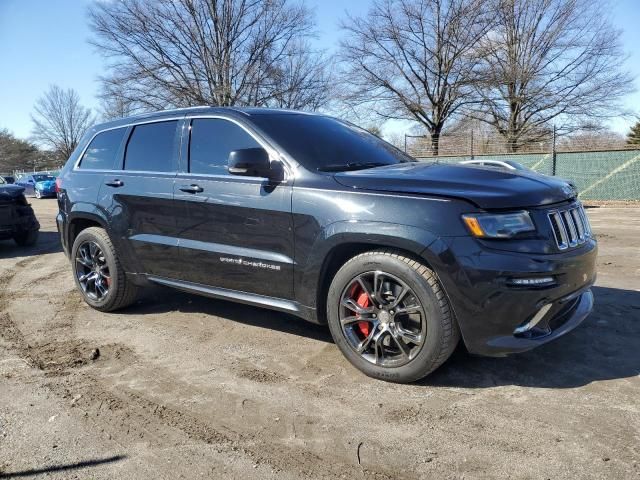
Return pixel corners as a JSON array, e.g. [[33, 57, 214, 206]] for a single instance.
[[79, 128, 127, 170], [250, 114, 413, 171], [189, 119, 261, 175], [125, 121, 178, 172]]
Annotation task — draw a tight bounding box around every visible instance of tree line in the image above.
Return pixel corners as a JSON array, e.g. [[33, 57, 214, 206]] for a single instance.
[[19, 0, 639, 163]]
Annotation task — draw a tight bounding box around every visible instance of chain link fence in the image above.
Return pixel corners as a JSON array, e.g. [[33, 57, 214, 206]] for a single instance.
[[405, 133, 640, 201]]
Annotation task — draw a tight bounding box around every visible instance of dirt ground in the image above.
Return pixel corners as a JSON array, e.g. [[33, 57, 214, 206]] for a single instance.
[[0, 199, 638, 480]]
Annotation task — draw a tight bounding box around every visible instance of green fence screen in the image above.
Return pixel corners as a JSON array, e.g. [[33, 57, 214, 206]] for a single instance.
[[416, 149, 640, 201]]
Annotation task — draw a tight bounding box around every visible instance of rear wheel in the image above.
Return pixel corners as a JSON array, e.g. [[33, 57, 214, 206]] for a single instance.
[[71, 227, 138, 312], [327, 250, 459, 383]]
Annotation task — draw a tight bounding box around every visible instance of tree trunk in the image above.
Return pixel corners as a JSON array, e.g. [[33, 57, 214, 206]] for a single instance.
[[431, 130, 441, 157], [506, 131, 519, 153]]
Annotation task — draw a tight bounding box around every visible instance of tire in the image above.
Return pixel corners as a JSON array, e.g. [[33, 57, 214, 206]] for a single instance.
[[327, 250, 459, 383], [13, 230, 38, 246], [71, 226, 138, 312], [35, 189, 41, 199]]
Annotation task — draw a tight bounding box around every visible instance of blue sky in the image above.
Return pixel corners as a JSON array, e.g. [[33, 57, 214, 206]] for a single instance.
[[0, 0, 638, 141]]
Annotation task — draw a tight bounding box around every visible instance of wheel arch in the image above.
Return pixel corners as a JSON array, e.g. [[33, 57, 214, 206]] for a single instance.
[[298, 221, 441, 323], [67, 212, 108, 251]]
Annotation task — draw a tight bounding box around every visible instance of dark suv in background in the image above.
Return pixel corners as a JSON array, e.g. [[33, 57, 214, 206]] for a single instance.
[[0, 179, 39, 246], [56, 107, 596, 383]]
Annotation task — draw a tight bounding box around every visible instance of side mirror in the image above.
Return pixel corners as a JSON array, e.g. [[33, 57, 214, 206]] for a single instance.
[[228, 148, 272, 178], [28, 179, 34, 183]]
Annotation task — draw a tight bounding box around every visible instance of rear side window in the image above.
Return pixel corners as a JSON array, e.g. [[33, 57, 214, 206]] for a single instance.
[[189, 118, 261, 175], [79, 128, 127, 170], [124, 121, 178, 172]]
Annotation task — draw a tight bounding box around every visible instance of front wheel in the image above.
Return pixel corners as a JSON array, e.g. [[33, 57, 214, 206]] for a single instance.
[[34, 189, 41, 199], [71, 227, 138, 312], [327, 250, 459, 383]]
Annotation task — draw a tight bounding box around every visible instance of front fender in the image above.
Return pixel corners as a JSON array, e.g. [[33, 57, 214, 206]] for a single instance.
[[295, 220, 440, 309]]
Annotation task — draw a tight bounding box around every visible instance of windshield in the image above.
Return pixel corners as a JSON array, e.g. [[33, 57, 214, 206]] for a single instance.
[[33, 175, 55, 182], [250, 114, 414, 171]]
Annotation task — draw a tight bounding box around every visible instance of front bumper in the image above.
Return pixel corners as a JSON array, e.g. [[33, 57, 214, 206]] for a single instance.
[[36, 188, 57, 197], [429, 236, 597, 357]]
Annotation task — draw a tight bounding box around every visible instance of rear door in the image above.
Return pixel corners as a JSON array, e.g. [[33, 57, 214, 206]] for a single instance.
[[174, 116, 294, 299], [66, 126, 129, 219], [98, 118, 183, 278]]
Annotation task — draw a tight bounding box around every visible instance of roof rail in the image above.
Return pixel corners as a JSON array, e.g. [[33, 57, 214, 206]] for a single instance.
[[125, 105, 213, 120]]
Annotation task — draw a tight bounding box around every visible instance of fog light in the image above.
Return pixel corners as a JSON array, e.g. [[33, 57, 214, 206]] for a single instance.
[[507, 277, 555, 287], [514, 303, 553, 335]]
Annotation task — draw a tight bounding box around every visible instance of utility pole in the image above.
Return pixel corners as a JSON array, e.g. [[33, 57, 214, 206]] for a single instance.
[[551, 125, 557, 176], [470, 130, 474, 160]]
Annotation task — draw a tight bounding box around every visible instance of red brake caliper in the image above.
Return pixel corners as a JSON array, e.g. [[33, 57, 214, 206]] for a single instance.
[[355, 290, 371, 337]]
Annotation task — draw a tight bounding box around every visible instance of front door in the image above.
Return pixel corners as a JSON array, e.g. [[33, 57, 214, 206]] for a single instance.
[[174, 117, 294, 300]]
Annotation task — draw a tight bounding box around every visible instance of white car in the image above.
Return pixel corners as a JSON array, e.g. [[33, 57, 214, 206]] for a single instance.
[[460, 159, 528, 171]]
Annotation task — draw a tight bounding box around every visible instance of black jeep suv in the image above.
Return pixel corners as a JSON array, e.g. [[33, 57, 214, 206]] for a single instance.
[[0, 181, 39, 246], [56, 107, 596, 383]]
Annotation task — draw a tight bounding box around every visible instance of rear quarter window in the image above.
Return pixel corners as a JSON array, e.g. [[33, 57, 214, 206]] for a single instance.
[[78, 128, 127, 170]]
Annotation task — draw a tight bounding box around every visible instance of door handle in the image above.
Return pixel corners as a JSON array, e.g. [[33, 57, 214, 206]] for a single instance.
[[180, 184, 204, 194], [105, 179, 124, 188]]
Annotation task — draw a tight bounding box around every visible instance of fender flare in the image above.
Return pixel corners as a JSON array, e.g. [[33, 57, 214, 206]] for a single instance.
[[65, 205, 110, 247]]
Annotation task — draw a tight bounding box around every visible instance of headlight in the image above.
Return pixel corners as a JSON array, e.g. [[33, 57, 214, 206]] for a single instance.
[[462, 211, 535, 238]]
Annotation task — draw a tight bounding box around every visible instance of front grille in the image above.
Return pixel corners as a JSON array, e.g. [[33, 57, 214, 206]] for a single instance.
[[548, 204, 592, 250]]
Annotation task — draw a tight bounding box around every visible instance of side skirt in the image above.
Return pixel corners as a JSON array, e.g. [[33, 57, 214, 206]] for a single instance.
[[146, 275, 319, 324]]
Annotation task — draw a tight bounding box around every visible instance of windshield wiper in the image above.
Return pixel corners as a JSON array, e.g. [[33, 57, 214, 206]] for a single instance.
[[317, 162, 390, 172]]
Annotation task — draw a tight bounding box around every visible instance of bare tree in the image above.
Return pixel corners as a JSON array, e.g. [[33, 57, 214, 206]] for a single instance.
[[339, 0, 493, 155], [31, 85, 94, 161], [89, 0, 330, 112], [383, 131, 407, 150], [265, 40, 333, 110], [475, 0, 634, 151], [98, 82, 139, 121]]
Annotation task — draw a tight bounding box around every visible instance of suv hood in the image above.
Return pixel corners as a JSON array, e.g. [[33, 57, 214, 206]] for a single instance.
[[333, 162, 576, 209], [0, 184, 26, 203]]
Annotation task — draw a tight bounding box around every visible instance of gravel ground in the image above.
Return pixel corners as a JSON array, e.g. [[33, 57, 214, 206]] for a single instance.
[[0, 199, 638, 479]]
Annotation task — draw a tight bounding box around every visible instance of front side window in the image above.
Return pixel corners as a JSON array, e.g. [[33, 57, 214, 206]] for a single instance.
[[124, 121, 178, 172], [79, 127, 127, 170], [189, 118, 261, 175]]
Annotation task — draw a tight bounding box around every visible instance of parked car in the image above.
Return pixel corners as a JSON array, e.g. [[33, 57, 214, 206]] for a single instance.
[[0, 183, 39, 246], [56, 107, 596, 383], [460, 159, 529, 170], [1, 175, 16, 184], [16, 174, 57, 198]]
